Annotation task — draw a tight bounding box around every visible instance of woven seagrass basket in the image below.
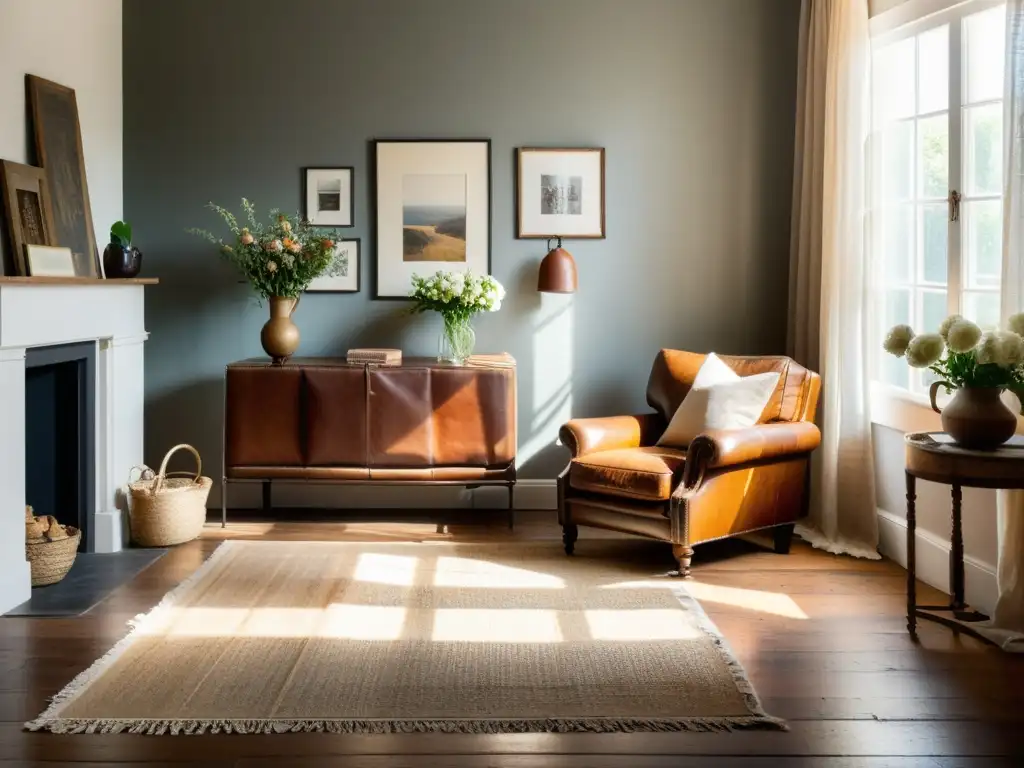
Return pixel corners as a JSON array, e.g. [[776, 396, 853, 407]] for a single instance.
[[128, 444, 212, 547], [26, 526, 81, 586]]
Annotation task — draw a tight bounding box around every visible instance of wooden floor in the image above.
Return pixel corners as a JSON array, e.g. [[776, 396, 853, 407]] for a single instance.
[[2, 510, 1023, 766]]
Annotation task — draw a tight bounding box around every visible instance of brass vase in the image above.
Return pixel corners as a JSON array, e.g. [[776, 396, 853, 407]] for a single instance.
[[261, 296, 300, 365], [929, 383, 1018, 450]]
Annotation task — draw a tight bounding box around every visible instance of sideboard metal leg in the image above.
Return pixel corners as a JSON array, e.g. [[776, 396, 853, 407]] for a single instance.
[[221, 477, 227, 528], [262, 480, 272, 514], [507, 483, 515, 530]]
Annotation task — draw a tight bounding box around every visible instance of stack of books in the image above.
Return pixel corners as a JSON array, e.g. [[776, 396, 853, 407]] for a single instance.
[[346, 348, 402, 365]]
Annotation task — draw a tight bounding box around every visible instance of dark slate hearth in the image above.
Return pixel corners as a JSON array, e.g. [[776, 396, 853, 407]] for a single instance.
[[7, 549, 167, 617]]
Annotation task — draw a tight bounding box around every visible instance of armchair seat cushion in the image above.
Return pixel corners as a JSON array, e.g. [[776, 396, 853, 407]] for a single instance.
[[569, 446, 686, 501]]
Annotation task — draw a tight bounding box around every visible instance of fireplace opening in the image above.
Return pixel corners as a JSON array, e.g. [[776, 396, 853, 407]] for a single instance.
[[25, 343, 96, 553]]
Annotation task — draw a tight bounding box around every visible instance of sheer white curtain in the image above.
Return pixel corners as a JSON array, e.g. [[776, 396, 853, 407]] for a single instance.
[[789, 0, 879, 558], [980, 0, 1024, 652]]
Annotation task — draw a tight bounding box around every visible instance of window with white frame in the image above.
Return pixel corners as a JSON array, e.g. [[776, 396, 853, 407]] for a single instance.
[[871, 0, 1006, 393]]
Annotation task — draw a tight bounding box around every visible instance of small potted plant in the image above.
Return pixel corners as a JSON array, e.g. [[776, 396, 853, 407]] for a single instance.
[[883, 313, 1024, 449], [409, 270, 506, 365], [189, 199, 344, 364], [103, 220, 142, 278]]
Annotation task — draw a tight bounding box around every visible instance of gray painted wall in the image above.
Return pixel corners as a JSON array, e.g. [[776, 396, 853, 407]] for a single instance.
[[124, 0, 800, 481]]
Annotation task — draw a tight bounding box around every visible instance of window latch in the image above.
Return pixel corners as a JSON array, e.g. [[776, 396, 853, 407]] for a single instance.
[[949, 190, 961, 222]]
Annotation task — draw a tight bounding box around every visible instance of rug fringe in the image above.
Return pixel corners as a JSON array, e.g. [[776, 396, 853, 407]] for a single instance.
[[25, 715, 787, 735]]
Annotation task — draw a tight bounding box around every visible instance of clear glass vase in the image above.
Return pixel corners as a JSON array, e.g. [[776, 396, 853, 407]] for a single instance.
[[438, 315, 475, 365]]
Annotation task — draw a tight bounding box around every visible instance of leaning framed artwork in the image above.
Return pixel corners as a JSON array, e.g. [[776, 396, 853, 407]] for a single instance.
[[304, 167, 354, 227], [0, 160, 57, 276], [516, 147, 605, 239], [26, 75, 101, 277], [307, 238, 360, 293], [372, 139, 491, 299]]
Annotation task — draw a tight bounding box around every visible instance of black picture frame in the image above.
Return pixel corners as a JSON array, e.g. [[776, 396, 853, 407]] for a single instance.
[[303, 167, 354, 227], [305, 237, 360, 293], [371, 138, 492, 300]]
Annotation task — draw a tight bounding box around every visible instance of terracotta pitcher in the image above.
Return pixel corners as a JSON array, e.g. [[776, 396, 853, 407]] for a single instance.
[[261, 296, 300, 365], [929, 383, 1017, 450]]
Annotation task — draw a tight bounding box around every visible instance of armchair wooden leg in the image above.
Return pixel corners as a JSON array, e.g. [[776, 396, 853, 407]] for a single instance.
[[671, 544, 693, 578], [773, 523, 795, 555], [562, 524, 578, 555]]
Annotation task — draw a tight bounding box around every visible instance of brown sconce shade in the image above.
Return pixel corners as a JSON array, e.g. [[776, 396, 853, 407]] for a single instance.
[[537, 237, 577, 293]]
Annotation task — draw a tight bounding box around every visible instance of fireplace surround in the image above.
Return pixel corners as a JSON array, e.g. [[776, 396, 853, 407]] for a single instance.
[[0, 277, 154, 615]]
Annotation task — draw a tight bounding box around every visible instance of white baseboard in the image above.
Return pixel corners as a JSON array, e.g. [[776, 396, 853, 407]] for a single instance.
[[876, 507, 998, 615], [208, 478, 559, 512]]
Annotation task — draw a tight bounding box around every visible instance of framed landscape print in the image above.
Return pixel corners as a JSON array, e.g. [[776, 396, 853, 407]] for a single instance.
[[373, 139, 490, 298], [26, 75, 101, 277], [1, 160, 57, 276], [304, 167, 354, 227], [307, 238, 360, 293], [516, 147, 605, 238]]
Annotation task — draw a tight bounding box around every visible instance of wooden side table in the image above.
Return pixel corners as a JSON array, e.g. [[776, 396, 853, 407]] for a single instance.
[[904, 432, 1024, 644]]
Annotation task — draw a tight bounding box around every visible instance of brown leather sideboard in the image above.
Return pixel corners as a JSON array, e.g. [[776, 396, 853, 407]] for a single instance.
[[222, 355, 517, 525]]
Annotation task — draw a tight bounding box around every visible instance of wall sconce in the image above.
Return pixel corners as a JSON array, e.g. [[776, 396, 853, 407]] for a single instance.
[[537, 237, 577, 294]]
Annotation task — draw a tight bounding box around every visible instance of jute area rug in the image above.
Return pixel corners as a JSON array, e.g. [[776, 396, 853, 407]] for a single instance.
[[27, 540, 784, 735]]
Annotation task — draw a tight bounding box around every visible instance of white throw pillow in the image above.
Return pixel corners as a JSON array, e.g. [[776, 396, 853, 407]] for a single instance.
[[657, 353, 780, 448]]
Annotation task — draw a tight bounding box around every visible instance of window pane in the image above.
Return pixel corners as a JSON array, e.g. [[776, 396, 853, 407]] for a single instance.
[[873, 38, 915, 124], [964, 6, 1006, 105], [965, 103, 1004, 197], [881, 289, 911, 388], [881, 205, 914, 282], [963, 291, 1001, 329], [918, 115, 948, 198], [963, 199, 1003, 290], [921, 289, 948, 334], [918, 25, 949, 114], [883, 121, 914, 201], [920, 203, 948, 284]]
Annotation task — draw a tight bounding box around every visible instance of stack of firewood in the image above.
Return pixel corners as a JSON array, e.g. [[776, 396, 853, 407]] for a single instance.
[[25, 506, 72, 543]]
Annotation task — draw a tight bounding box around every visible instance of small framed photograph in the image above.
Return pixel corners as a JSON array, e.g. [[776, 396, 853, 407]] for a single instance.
[[25, 244, 75, 277], [307, 238, 360, 293], [304, 167, 354, 227], [516, 147, 605, 239], [1, 160, 57, 275], [373, 139, 491, 299]]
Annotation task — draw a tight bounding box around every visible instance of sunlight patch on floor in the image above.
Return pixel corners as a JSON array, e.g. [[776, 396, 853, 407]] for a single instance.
[[432, 609, 563, 642], [599, 578, 809, 620], [585, 609, 702, 641], [353, 552, 419, 586], [321, 605, 408, 640], [433, 556, 566, 589]]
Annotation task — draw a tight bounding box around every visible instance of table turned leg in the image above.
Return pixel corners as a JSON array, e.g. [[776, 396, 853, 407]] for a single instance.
[[906, 471, 917, 637], [951, 483, 966, 611]]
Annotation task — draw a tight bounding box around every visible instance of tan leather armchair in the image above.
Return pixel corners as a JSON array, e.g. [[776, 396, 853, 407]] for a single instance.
[[557, 349, 821, 576]]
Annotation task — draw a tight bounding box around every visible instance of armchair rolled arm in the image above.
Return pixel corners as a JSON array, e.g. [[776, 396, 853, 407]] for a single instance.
[[677, 421, 821, 496], [559, 413, 664, 458]]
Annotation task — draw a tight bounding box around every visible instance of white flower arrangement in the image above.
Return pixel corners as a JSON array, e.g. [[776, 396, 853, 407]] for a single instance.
[[883, 312, 1024, 394], [410, 270, 506, 317]]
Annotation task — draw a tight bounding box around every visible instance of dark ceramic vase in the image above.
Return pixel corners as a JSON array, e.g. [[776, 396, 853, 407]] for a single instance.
[[103, 243, 143, 278]]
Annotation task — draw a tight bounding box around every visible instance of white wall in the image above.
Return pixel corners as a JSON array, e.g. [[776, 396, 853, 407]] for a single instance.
[[0, 0, 122, 269]]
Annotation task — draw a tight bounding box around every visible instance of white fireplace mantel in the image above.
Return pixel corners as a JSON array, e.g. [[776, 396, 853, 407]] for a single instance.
[[0, 278, 155, 615]]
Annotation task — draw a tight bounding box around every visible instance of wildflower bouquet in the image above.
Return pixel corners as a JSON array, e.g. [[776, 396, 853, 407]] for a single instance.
[[409, 270, 506, 364], [883, 313, 1024, 392], [188, 199, 344, 299]]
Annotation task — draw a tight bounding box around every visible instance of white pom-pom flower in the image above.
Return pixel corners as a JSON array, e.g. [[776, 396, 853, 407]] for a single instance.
[[883, 324, 915, 358], [998, 331, 1024, 367], [945, 319, 982, 354], [905, 333, 944, 368], [939, 314, 964, 342], [976, 331, 1002, 365], [1007, 313, 1024, 338]]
